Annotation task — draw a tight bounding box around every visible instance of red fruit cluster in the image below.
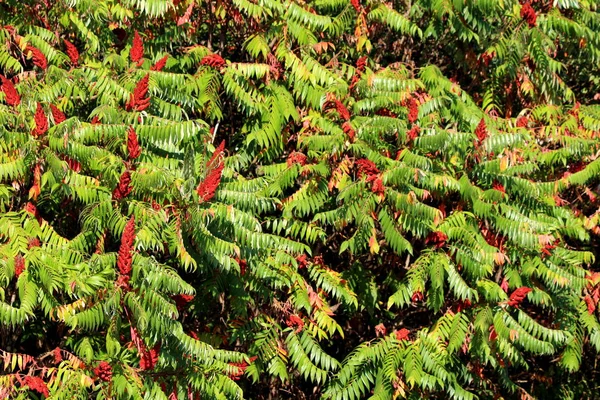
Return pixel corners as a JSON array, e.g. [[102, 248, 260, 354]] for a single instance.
[[406, 97, 419, 124], [492, 181, 505, 194], [520, 2, 537, 28], [407, 125, 420, 141], [14, 255, 25, 278], [395, 328, 410, 341], [377, 108, 397, 118], [371, 177, 384, 195], [540, 238, 559, 259], [64, 39, 79, 65], [507, 287, 532, 307], [474, 118, 487, 145], [286, 151, 307, 167], [28, 237, 41, 249], [140, 343, 160, 370], [516, 115, 528, 127], [585, 296, 596, 315], [127, 126, 142, 160], [286, 314, 304, 333], [236, 257, 248, 275], [207, 141, 225, 169], [227, 357, 257, 381], [127, 74, 150, 111], [356, 56, 367, 73], [342, 121, 355, 141], [411, 291, 424, 302], [150, 54, 168, 71], [54, 347, 62, 363], [50, 104, 66, 124], [351, 0, 361, 12], [130, 31, 144, 64], [197, 163, 224, 202], [23, 376, 49, 397], [33, 103, 48, 137], [480, 51, 494, 66], [296, 254, 308, 269], [355, 159, 379, 178], [28, 46, 47, 69], [113, 170, 132, 200], [200, 54, 226, 69], [64, 156, 81, 172], [1, 75, 20, 106], [425, 231, 448, 249], [117, 216, 136, 276], [456, 299, 472, 313], [335, 99, 350, 121], [172, 294, 194, 310], [94, 361, 113, 382]]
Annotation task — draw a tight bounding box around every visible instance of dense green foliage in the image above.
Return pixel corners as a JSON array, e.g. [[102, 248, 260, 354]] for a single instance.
[[0, 0, 600, 398]]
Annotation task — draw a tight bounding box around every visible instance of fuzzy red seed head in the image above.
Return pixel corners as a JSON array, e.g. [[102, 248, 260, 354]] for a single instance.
[[507, 287, 532, 307], [492, 181, 505, 194], [23, 376, 49, 397], [94, 361, 113, 382], [342, 121, 355, 141], [117, 216, 136, 276], [196, 163, 224, 202], [474, 118, 487, 144], [407, 97, 419, 124], [200, 54, 226, 69], [287, 151, 308, 167], [371, 177, 385, 195], [64, 39, 79, 65], [14, 255, 25, 278], [127, 126, 142, 160], [286, 314, 304, 333], [50, 104, 66, 124], [425, 231, 448, 249], [33, 103, 48, 137], [407, 125, 420, 141], [356, 56, 367, 72], [127, 74, 150, 111], [172, 294, 195, 310], [296, 254, 308, 269], [150, 54, 168, 71], [351, 0, 361, 12], [355, 158, 379, 178], [1, 75, 20, 106], [54, 347, 62, 363], [520, 2, 537, 27], [516, 116, 528, 128], [395, 328, 410, 341], [335, 99, 351, 121], [130, 31, 144, 63], [113, 170, 132, 200], [28, 46, 47, 69]]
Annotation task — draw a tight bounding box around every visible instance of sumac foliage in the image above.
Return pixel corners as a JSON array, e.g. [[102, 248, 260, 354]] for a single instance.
[[0, 0, 600, 399]]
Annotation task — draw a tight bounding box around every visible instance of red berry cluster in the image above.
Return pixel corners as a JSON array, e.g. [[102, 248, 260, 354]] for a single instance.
[[1, 75, 20, 106], [474, 118, 488, 145], [520, 2, 537, 28], [200, 54, 226, 69], [425, 231, 448, 249], [28, 46, 47, 69], [150, 54, 168, 72], [33, 103, 48, 137], [50, 104, 66, 124], [507, 287, 532, 307], [23, 376, 49, 397], [94, 361, 113, 382], [172, 294, 194, 310], [286, 151, 307, 167], [130, 31, 144, 64], [113, 170, 132, 200], [406, 97, 419, 124], [286, 314, 304, 333], [127, 74, 150, 111], [117, 216, 136, 277], [14, 254, 25, 278], [127, 126, 142, 160], [64, 39, 79, 65]]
